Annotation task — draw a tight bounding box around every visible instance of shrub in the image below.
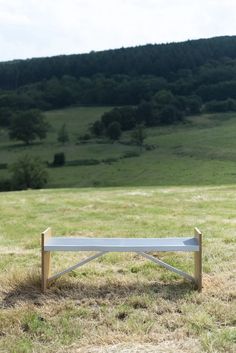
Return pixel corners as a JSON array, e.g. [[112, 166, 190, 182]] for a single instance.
[[106, 121, 122, 141], [91, 121, 104, 136], [131, 125, 147, 151], [78, 133, 91, 142], [204, 99, 236, 113], [53, 152, 65, 166], [0, 163, 7, 169], [144, 144, 156, 151], [57, 123, 69, 144], [0, 179, 12, 192], [0, 108, 13, 127], [184, 95, 202, 115], [66, 159, 100, 166], [159, 104, 184, 124], [122, 151, 140, 158], [102, 157, 119, 164], [11, 155, 48, 190]]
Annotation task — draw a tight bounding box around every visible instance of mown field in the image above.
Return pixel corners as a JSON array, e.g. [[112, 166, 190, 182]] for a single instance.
[[0, 186, 235, 353], [0, 108, 236, 352]]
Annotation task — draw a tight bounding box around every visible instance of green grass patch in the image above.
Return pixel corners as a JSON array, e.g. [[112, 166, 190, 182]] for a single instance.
[[2, 108, 236, 188], [0, 186, 235, 352]]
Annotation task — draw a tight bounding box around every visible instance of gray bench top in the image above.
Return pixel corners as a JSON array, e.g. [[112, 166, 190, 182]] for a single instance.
[[44, 237, 199, 252]]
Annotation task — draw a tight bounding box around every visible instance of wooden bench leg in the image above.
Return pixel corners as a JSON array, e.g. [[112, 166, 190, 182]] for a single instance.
[[41, 228, 52, 293], [194, 227, 202, 292]]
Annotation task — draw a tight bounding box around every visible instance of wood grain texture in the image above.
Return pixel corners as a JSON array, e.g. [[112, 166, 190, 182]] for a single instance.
[[194, 227, 202, 292], [41, 227, 52, 293], [40, 227, 203, 292]]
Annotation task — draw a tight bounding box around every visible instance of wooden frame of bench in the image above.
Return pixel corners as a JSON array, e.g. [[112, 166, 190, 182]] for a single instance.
[[41, 227, 202, 293]]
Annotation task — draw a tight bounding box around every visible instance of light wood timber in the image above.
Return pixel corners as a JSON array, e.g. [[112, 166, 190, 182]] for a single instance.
[[41, 227, 52, 293], [41, 227, 203, 293], [194, 227, 202, 292]]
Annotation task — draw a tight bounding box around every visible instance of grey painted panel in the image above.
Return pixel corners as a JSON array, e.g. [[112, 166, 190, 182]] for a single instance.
[[44, 237, 199, 252]]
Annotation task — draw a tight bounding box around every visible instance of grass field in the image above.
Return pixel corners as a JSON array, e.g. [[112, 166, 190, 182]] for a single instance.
[[0, 107, 236, 352], [0, 186, 235, 353]]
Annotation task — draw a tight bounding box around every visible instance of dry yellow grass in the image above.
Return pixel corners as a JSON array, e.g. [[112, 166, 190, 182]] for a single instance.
[[0, 186, 235, 353]]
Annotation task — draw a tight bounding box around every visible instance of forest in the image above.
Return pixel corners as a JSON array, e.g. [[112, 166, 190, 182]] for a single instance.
[[1, 35, 236, 129]]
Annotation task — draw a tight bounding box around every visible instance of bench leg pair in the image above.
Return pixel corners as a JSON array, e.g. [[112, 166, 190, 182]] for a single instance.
[[194, 227, 202, 292], [41, 227, 202, 293], [41, 227, 52, 293], [41, 228, 105, 292]]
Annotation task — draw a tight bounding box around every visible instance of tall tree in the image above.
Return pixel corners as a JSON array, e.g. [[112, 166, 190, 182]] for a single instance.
[[106, 121, 122, 141], [10, 155, 48, 190], [131, 125, 147, 152], [9, 110, 49, 145], [57, 123, 69, 144], [91, 120, 105, 137]]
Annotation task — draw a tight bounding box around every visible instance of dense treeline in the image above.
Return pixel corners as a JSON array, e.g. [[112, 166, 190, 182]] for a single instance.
[[2, 60, 236, 112], [1, 36, 236, 128], [1, 36, 236, 89], [90, 90, 202, 138]]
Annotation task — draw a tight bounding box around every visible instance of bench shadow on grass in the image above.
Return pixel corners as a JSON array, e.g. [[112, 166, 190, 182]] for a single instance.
[[1, 274, 195, 308]]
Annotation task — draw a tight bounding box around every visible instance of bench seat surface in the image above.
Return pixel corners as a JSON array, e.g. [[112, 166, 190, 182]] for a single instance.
[[44, 237, 199, 252]]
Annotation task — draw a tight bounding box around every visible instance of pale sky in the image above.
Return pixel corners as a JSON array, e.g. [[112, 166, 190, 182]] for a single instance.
[[0, 0, 235, 62]]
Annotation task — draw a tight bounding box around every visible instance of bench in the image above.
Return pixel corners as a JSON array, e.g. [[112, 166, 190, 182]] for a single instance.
[[41, 227, 202, 293]]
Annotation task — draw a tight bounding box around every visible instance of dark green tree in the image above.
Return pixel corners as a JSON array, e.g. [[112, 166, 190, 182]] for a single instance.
[[106, 121, 122, 141], [53, 152, 65, 166], [10, 155, 48, 190], [131, 125, 147, 152], [101, 109, 122, 128], [9, 110, 48, 145], [136, 101, 155, 126], [184, 95, 202, 115], [0, 108, 13, 127], [91, 120, 105, 137], [159, 104, 183, 124], [57, 123, 69, 144], [153, 90, 175, 106]]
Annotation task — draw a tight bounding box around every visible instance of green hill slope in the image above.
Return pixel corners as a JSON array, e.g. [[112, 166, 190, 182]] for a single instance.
[[1, 107, 236, 188]]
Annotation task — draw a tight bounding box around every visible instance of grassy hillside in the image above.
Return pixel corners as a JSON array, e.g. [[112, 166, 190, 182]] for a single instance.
[[0, 186, 235, 352], [1, 107, 236, 188]]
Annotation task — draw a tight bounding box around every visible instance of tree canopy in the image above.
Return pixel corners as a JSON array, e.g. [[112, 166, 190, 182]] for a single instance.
[[10, 155, 48, 190], [57, 123, 69, 144], [9, 110, 49, 145]]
